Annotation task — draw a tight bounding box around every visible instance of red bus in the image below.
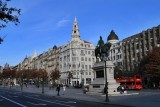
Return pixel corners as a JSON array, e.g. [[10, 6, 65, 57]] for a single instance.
[[116, 75, 142, 90]]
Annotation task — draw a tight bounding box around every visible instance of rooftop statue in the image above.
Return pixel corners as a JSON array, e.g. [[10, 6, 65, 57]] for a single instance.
[[95, 36, 111, 61]]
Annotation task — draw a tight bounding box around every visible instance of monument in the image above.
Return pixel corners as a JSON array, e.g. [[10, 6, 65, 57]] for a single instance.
[[89, 36, 120, 96]]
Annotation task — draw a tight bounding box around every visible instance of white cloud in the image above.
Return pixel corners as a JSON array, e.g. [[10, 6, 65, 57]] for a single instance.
[[56, 19, 70, 27]]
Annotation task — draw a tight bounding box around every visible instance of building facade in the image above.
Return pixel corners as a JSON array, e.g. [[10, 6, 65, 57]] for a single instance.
[[59, 17, 96, 86], [108, 30, 123, 68], [122, 25, 160, 72]]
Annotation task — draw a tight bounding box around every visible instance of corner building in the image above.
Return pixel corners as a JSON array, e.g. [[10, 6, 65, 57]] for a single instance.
[[59, 17, 96, 86]]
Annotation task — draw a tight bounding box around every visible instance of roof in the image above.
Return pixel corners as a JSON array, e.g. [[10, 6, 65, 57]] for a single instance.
[[83, 40, 91, 44], [107, 30, 119, 41]]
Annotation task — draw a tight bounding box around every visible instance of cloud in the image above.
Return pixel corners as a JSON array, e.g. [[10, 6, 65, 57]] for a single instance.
[[56, 19, 70, 27]]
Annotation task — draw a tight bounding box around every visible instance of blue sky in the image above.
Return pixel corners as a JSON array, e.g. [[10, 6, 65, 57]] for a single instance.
[[0, 0, 160, 66]]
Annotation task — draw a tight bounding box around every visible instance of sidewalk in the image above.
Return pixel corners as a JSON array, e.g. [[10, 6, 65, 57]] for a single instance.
[[1, 85, 152, 107]]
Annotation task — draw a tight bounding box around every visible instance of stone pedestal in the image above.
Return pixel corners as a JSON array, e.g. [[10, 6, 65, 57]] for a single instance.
[[89, 60, 120, 95]]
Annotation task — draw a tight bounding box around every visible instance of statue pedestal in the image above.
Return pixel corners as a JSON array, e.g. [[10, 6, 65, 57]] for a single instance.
[[89, 60, 120, 95]]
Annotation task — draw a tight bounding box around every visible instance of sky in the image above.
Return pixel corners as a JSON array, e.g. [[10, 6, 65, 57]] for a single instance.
[[0, 0, 160, 66]]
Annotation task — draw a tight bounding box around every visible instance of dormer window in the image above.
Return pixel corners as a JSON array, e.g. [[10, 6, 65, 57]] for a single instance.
[[74, 31, 76, 33]]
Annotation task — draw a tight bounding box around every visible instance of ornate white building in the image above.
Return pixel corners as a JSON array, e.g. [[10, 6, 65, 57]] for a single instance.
[[108, 30, 123, 68], [59, 17, 96, 86]]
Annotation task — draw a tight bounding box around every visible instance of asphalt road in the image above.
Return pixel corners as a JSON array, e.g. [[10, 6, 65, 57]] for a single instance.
[[0, 88, 127, 107]]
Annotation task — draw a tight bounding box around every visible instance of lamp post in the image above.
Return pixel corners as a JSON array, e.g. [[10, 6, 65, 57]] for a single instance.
[[42, 70, 44, 94], [80, 70, 83, 86], [103, 55, 109, 102], [21, 73, 23, 92], [77, 71, 78, 86], [9, 76, 11, 89]]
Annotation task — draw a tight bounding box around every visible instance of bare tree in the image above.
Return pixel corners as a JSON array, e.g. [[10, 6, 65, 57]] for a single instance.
[[0, 0, 21, 43]]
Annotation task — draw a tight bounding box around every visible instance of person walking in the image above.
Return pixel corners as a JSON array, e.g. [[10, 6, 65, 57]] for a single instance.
[[56, 84, 60, 96], [63, 84, 66, 95]]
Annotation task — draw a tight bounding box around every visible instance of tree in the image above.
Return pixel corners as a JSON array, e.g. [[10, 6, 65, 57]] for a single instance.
[[138, 55, 149, 76], [114, 66, 122, 78], [0, 0, 21, 43], [50, 69, 60, 86], [142, 47, 160, 88], [144, 47, 160, 76], [2, 67, 11, 78]]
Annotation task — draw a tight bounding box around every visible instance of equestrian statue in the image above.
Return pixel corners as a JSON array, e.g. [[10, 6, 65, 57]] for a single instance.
[[95, 36, 111, 62]]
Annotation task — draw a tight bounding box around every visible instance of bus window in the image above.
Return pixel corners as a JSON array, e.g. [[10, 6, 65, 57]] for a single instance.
[[136, 82, 142, 85], [136, 75, 140, 79]]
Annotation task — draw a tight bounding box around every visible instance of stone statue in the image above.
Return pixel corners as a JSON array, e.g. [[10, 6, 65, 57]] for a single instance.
[[95, 36, 111, 61]]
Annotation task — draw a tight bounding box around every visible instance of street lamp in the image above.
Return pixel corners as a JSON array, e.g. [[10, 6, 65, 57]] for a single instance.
[[21, 73, 23, 92], [80, 70, 84, 86], [103, 54, 109, 102], [9, 76, 11, 89], [42, 70, 44, 94]]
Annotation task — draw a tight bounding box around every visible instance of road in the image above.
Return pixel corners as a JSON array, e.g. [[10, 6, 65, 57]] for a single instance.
[[109, 89, 160, 107], [0, 88, 125, 107]]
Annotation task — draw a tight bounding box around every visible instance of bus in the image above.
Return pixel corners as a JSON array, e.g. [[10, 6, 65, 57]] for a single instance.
[[116, 75, 142, 90]]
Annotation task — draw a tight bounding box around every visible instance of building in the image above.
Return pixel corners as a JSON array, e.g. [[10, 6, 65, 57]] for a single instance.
[[108, 30, 123, 68], [17, 17, 96, 86], [59, 17, 96, 86], [122, 25, 160, 72]]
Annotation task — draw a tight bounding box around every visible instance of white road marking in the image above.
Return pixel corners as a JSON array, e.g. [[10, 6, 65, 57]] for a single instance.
[[24, 95, 75, 107], [28, 95, 39, 97], [66, 101, 76, 103], [0, 95, 27, 107], [13, 96, 18, 97], [53, 100, 77, 104], [27, 101, 46, 106]]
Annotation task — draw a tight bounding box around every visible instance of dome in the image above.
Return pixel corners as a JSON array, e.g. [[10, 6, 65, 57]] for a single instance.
[[107, 30, 119, 41]]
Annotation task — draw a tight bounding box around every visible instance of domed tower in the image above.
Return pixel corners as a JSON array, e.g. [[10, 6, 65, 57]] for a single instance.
[[107, 30, 119, 44]]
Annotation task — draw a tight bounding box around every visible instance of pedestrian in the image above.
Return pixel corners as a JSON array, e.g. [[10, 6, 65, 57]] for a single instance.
[[83, 86, 88, 94], [121, 86, 125, 94], [56, 84, 60, 96], [63, 84, 66, 95]]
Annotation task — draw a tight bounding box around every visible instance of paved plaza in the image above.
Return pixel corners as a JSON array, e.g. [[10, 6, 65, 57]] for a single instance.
[[1, 85, 160, 107]]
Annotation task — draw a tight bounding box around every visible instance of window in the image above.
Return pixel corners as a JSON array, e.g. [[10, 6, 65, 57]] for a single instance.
[[82, 64, 84, 69], [85, 65, 88, 70], [86, 78, 91, 84], [96, 70, 104, 78], [92, 58, 95, 62], [85, 72, 88, 75], [89, 58, 91, 61], [88, 51, 90, 54], [92, 51, 94, 55], [89, 65, 91, 69], [89, 72, 91, 75], [81, 57, 84, 61], [85, 57, 87, 61]]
